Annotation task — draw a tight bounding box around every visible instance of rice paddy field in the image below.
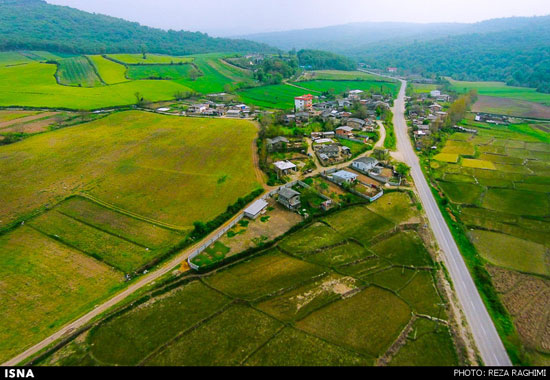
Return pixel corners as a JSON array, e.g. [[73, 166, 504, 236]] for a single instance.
[[428, 119, 550, 365], [37, 201, 459, 367], [0, 52, 254, 109], [295, 79, 399, 97], [238, 84, 311, 109]]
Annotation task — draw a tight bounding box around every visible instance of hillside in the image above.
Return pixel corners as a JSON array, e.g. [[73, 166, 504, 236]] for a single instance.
[[0, 0, 274, 55], [244, 16, 550, 93]]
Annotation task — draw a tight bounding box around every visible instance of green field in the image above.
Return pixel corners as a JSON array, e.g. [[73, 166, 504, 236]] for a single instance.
[[429, 121, 550, 364], [296, 79, 399, 97], [36, 200, 457, 366], [306, 70, 391, 81], [238, 84, 311, 109], [56, 56, 103, 87], [448, 78, 550, 106], [88, 55, 128, 84], [0, 51, 34, 66], [107, 54, 194, 65], [127, 64, 193, 80], [0, 111, 260, 230]]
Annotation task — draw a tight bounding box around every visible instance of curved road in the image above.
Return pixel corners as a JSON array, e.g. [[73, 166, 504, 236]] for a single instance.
[[392, 79, 512, 366]]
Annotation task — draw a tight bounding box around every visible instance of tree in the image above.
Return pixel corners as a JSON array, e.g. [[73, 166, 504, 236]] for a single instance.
[[188, 67, 200, 81], [373, 148, 390, 162], [141, 45, 147, 60], [134, 91, 145, 106], [396, 163, 411, 178]]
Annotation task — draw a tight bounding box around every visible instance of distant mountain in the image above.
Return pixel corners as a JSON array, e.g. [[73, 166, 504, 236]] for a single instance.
[[0, 0, 274, 55], [244, 16, 550, 93]]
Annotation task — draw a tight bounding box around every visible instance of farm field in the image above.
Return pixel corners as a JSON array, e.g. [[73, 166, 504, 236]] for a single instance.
[[238, 84, 311, 109], [0, 52, 255, 109], [296, 79, 399, 97], [36, 201, 459, 366], [107, 54, 194, 65], [0, 110, 260, 231], [428, 120, 550, 365], [303, 70, 391, 81], [56, 56, 103, 87], [88, 55, 128, 84], [473, 95, 550, 120], [448, 78, 550, 106], [0, 226, 124, 363]]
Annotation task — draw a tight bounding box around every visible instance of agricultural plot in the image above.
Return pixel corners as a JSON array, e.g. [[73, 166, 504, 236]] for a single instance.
[[304, 70, 390, 81], [88, 55, 128, 84], [56, 57, 103, 87], [0, 226, 123, 364], [429, 123, 550, 365], [0, 51, 33, 66], [127, 64, 193, 80], [296, 79, 399, 97], [434, 153, 459, 163], [238, 84, 311, 109], [107, 54, 194, 65], [38, 202, 457, 366], [0, 111, 260, 230], [367, 192, 419, 224]]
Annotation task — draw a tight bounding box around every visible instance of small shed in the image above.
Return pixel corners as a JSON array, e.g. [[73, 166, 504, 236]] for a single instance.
[[244, 199, 269, 220]]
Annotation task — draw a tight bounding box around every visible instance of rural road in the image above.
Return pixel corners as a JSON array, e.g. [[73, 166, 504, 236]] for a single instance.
[[391, 78, 512, 366]]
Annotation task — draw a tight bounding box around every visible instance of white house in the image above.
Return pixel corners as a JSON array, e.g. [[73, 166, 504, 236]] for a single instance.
[[274, 160, 297, 178], [430, 90, 441, 98], [331, 170, 358, 185], [352, 157, 379, 172]]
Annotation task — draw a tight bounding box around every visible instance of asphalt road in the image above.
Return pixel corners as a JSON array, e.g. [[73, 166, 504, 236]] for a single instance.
[[391, 79, 512, 366]]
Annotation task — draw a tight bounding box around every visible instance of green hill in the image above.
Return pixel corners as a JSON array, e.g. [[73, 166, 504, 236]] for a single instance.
[[0, 0, 274, 55]]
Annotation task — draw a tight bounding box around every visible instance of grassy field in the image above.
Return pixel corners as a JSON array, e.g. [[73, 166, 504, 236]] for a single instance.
[[448, 78, 550, 106], [305, 70, 391, 81], [107, 54, 194, 65], [238, 84, 311, 109], [88, 55, 128, 84], [296, 79, 399, 97], [0, 111, 260, 230], [0, 226, 123, 363], [127, 64, 193, 80], [0, 62, 191, 109], [0, 51, 34, 66], [56, 57, 103, 87]]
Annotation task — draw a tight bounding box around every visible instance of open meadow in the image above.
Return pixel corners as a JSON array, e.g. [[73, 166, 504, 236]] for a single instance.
[[428, 119, 550, 365], [36, 200, 460, 366]]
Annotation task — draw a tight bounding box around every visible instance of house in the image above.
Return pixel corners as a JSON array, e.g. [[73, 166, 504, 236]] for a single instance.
[[387, 67, 398, 73], [336, 126, 354, 138], [266, 136, 290, 152], [430, 90, 441, 98], [188, 104, 209, 114], [347, 118, 367, 129], [429, 103, 443, 112], [316, 144, 340, 159], [244, 199, 268, 220], [437, 94, 452, 102], [273, 160, 297, 178], [348, 89, 364, 100], [295, 94, 314, 111], [278, 188, 301, 210], [352, 157, 379, 172], [331, 170, 358, 185], [226, 109, 241, 118]]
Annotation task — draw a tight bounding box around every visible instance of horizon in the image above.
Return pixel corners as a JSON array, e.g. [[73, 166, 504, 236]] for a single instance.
[[46, 0, 550, 37]]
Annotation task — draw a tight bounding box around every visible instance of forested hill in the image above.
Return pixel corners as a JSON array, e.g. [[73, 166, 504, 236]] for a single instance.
[[358, 16, 550, 93], [0, 0, 274, 55]]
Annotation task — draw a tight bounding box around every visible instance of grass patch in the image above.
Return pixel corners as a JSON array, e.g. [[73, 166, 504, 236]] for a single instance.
[[88, 55, 128, 84], [482, 189, 550, 217], [371, 231, 434, 268]]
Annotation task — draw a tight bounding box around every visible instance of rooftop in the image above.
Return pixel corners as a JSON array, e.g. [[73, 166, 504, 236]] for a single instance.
[[333, 170, 358, 180], [244, 199, 268, 216], [274, 160, 297, 171]]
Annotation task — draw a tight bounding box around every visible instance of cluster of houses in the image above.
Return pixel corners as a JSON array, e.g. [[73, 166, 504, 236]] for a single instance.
[[406, 88, 453, 150], [183, 100, 254, 118], [474, 113, 509, 125]]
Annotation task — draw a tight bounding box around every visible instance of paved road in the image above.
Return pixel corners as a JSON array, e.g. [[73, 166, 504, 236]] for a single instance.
[[391, 79, 512, 366]]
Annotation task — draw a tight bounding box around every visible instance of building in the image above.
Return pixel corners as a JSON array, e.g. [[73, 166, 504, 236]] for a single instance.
[[331, 170, 358, 185], [347, 118, 367, 129], [243, 199, 268, 220], [273, 160, 297, 178], [266, 136, 290, 152], [430, 90, 441, 98], [348, 89, 364, 100], [336, 126, 354, 137], [387, 67, 398, 73], [352, 157, 379, 172], [295, 94, 314, 111], [278, 188, 301, 210], [226, 109, 242, 118]]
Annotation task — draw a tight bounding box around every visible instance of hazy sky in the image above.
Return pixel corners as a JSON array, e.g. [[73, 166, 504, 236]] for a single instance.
[[46, 0, 550, 36]]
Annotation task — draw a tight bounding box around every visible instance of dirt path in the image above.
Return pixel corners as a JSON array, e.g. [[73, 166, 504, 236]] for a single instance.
[[0, 112, 59, 130]]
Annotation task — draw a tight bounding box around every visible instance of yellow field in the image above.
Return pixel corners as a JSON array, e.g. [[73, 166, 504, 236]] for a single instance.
[[434, 153, 459, 163], [461, 159, 497, 170]]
